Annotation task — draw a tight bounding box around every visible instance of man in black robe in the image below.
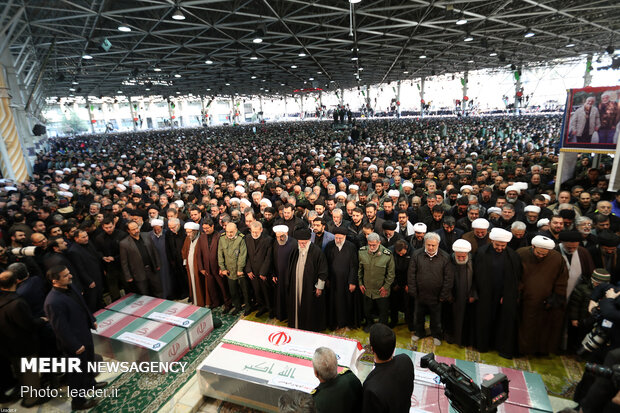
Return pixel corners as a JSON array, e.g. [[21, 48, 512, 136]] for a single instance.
[[472, 227, 521, 359], [273, 225, 296, 321], [324, 227, 360, 329], [445, 239, 475, 346], [287, 228, 328, 332]]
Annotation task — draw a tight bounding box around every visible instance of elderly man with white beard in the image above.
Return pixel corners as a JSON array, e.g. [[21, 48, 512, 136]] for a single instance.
[[273, 225, 297, 321], [444, 239, 476, 346], [523, 205, 541, 234], [504, 185, 526, 218]]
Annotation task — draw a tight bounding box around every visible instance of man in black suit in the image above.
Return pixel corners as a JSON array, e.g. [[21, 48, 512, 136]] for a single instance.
[[245, 221, 273, 317], [119, 221, 163, 297], [0, 269, 47, 408], [67, 229, 105, 311], [44, 265, 107, 410], [362, 323, 414, 413]]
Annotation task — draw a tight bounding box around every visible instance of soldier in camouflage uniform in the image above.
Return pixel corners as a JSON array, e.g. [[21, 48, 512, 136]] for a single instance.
[[217, 222, 249, 315]]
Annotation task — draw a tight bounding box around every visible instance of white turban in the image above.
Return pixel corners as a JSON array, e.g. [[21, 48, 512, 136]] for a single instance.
[[206, 175, 215, 182], [335, 191, 347, 199], [515, 182, 528, 191], [489, 227, 513, 242], [460, 185, 473, 192], [402, 181, 414, 189], [58, 183, 70, 191], [362, 156, 371, 163], [452, 239, 472, 253], [413, 222, 427, 233], [273, 225, 289, 234], [240, 198, 251, 207], [258, 175, 267, 181], [117, 184, 126, 192], [151, 219, 164, 227], [541, 194, 551, 202], [368, 164, 378, 171], [260, 198, 272, 207], [184, 222, 200, 231], [187, 175, 197, 180], [531, 235, 555, 249], [471, 218, 490, 229], [537, 218, 550, 228], [349, 185, 359, 191], [174, 200, 184, 208], [487, 207, 502, 215], [524, 205, 541, 214], [235, 185, 245, 193], [55, 170, 63, 175], [505, 185, 518, 194], [388, 189, 400, 198], [230, 197, 241, 204], [116, 177, 124, 182]]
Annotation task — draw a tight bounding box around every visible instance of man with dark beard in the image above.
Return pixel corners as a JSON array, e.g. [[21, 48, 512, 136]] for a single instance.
[[517, 235, 568, 356], [590, 231, 620, 285], [245, 221, 273, 317], [445, 239, 475, 346], [273, 225, 297, 321], [472, 227, 521, 359], [324, 226, 360, 329], [287, 228, 328, 331]]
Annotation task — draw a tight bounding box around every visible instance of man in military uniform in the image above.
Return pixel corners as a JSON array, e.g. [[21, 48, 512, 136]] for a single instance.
[[359, 232, 395, 331], [311, 347, 362, 413], [217, 222, 249, 315]]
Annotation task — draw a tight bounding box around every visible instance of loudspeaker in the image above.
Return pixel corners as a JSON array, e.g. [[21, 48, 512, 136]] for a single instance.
[[32, 124, 46, 136]]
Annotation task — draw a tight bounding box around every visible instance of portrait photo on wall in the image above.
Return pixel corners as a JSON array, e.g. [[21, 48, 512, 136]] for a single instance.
[[561, 85, 620, 151]]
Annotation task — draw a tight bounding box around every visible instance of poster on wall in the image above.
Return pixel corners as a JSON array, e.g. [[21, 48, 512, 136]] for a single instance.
[[560, 85, 620, 152]]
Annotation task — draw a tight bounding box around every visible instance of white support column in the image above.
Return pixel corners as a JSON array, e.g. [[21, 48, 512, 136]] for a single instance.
[[284, 95, 288, 119], [420, 77, 426, 117], [87, 103, 95, 133], [514, 66, 522, 115], [339, 88, 344, 106], [462, 71, 468, 112], [396, 80, 401, 116], [129, 98, 137, 131]]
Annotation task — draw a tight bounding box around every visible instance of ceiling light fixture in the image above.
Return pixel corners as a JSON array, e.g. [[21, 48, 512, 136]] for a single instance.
[[205, 60, 213, 64], [153, 66, 161, 72], [174, 73, 181, 78], [566, 42, 575, 48], [351, 50, 359, 61], [298, 52, 306, 57], [69, 87, 76, 92], [419, 54, 426, 59], [489, 52, 498, 56], [117, 90, 122, 94], [82, 54, 93, 60], [464, 34, 473, 42], [72, 79, 79, 85], [172, 8, 186, 20], [251, 75, 257, 79], [524, 29, 535, 38], [291, 64, 297, 68], [456, 17, 467, 25], [225, 82, 230, 86], [118, 23, 131, 32]]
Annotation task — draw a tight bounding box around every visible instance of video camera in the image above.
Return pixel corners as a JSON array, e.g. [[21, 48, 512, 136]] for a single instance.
[[420, 353, 509, 413], [585, 362, 620, 389]]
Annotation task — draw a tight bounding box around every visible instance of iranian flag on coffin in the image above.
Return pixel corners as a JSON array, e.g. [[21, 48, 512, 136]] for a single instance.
[[409, 352, 553, 413], [92, 309, 190, 364], [198, 342, 349, 412], [106, 293, 165, 317], [142, 300, 213, 348], [221, 320, 364, 373]]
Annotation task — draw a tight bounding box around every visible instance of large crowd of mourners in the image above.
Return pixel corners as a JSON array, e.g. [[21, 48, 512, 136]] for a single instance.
[[1, 114, 620, 409]]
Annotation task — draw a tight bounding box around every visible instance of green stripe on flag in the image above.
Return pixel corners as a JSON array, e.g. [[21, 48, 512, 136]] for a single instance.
[[453, 359, 479, 413], [523, 371, 553, 412]]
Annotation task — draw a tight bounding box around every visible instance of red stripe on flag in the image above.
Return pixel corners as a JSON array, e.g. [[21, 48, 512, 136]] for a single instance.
[[221, 343, 345, 371], [145, 320, 175, 340], [99, 315, 137, 338], [499, 366, 531, 408], [129, 297, 164, 317], [176, 304, 200, 318]]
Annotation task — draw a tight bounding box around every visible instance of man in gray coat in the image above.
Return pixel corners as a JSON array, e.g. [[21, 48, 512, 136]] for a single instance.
[[407, 232, 453, 345], [120, 221, 163, 297]]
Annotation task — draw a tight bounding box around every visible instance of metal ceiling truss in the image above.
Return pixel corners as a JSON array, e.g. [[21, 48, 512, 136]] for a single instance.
[[0, 0, 617, 103]]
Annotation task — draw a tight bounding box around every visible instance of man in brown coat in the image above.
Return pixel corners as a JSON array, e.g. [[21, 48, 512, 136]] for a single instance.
[[461, 218, 490, 255], [196, 218, 231, 310], [517, 235, 568, 356], [182, 222, 205, 306]]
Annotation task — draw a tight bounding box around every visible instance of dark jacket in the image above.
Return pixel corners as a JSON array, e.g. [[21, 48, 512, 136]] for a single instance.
[[16, 276, 48, 318], [361, 354, 414, 413], [245, 233, 273, 277], [44, 285, 95, 354], [312, 369, 362, 413], [119, 233, 161, 282], [407, 248, 454, 304], [66, 241, 104, 289], [0, 290, 43, 356]]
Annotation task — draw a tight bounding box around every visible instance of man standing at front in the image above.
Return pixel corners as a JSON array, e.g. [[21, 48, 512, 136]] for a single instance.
[[359, 232, 395, 331], [517, 235, 568, 356], [288, 228, 328, 331], [362, 323, 414, 413], [119, 221, 163, 297], [408, 232, 453, 346], [218, 223, 249, 316], [44, 265, 107, 410], [311, 347, 362, 413]]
